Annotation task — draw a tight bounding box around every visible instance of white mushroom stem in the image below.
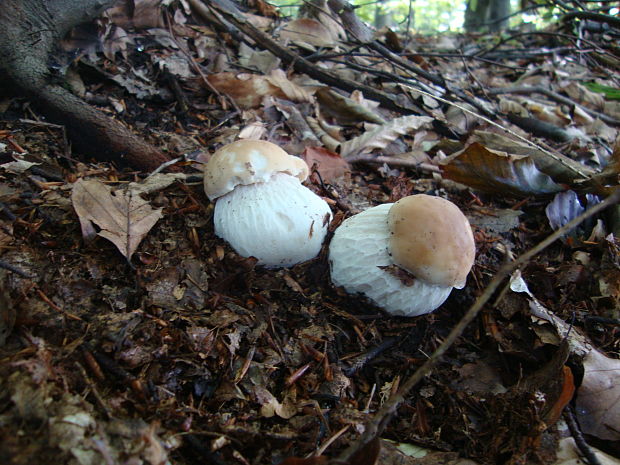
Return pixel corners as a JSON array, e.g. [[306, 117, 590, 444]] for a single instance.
[[215, 172, 332, 268], [329, 204, 453, 317]]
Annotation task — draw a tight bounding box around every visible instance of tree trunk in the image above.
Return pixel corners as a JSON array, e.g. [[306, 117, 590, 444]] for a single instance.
[[464, 0, 510, 32], [0, 0, 172, 171]]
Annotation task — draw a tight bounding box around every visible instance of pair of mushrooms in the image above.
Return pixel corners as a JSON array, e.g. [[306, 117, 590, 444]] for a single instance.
[[204, 140, 476, 317]]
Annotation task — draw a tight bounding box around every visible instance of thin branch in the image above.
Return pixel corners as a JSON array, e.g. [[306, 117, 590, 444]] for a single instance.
[[335, 187, 620, 463], [564, 405, 603, 465], [489, 85, 620, 126]]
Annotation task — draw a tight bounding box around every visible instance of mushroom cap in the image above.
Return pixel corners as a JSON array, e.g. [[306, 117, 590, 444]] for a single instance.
[[215, 172, 332, 267], [204, 140, 309, 200], [329, 204, 453, 316], [387, 194, 475, 289]]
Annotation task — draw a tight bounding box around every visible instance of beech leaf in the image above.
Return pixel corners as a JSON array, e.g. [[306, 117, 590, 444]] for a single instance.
[[340, 115, 433, 159], [71, 179, 163, 260], [302, 146, 350, 183], [440, 142, 565, 196]]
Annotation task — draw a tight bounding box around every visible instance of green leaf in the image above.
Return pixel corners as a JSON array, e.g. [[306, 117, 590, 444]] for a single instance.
[[584, 82, 620, 100]]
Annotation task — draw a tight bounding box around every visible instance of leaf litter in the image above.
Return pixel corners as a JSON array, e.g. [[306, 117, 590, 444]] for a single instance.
[[1, 1, 620, 465]]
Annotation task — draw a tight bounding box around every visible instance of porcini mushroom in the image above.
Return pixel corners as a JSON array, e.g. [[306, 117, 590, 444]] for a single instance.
[[204, 140, 332, 267], [329, 194, 475, 316]]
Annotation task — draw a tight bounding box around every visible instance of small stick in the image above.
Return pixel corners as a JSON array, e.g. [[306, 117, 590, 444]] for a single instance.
[[36, 287, 82, 321], [564, 405, 603, 465], [0, 260, 33, 278]]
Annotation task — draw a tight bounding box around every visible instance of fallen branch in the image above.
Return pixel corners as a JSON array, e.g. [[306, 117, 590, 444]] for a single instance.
[[334, 187, 620, 463]]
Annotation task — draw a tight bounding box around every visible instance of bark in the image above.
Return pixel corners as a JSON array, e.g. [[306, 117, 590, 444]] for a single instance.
[[0, 0, 172, 171], [464, 0, 510, 32]]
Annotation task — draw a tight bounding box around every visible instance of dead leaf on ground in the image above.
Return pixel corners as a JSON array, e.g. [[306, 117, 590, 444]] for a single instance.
[[510, 272, 620, 441], [575, 348, 620, 441], [279, 18, 337, 48], [552, 437, 618, 465], [440, 142, 565, 196], [207, 70, 312, 109], [340, 115, 433, 159], [302, 146, 350, 183], [71, 179, 163, 260], [316, 87, 386, 125]]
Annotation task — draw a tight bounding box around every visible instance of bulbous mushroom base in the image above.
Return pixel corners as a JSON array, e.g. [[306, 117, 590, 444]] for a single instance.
[[214, 173, 332, 268], [329, 204, 453, 317]]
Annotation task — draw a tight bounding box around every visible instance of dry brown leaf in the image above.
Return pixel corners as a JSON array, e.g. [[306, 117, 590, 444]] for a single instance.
[[265, 69, 313, 103], [316, 87, 386, 125], [340, 115, 433, 159], [279, 18, 337, 48], [562, 82, 606, 111], [440, 142, 565, 196], [302, 146, 350, 182], [255, 386, 297, 419], [207, 72, 284, 109], [71, 179, 163, 260], [207, 70, 312, 109], [575, 348, 620, 441], [511, 272, 620, 441]]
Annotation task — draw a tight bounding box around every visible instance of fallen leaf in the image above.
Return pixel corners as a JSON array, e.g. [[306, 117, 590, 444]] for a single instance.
[[0, 159, 38, 174], [207, 72, 284, 109], [340, 115, 433, 159], [279, 18, 337, 48], [265, 69, 313, 103], [510, 272, 620, 441], [207, 70, 312, 109], [255, 386, 297, 419], [302, 146, 350, 182], [316, 87, 386, 125], [575, 348, 620, 441], [440, 142, 565, 196], [552, 437, 618, 465], [71, 179, 163, 260]]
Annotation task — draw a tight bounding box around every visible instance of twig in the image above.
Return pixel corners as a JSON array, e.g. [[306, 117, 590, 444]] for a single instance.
[[346, 154, 440, 173], [489, 85, 620, 126], [334, 187, 620, 463], [562, 10, 620, 28], [0, 260, 33, 278], [564, 405, 603, 465], [147, 155, 189, 177]]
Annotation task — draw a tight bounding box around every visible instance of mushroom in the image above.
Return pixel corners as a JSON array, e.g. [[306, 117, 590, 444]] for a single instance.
[[204, 139, 332, 267], [329, 194, 475, 316]]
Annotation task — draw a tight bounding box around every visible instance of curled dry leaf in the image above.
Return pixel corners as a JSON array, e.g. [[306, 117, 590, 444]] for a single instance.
[[440, 142, 564, 196], [316, 87, 386, 125], [340, 115, 433, 159], [254, 385, 297, 419], [71, 179, 163, 260], [207, 69, 312, 109]]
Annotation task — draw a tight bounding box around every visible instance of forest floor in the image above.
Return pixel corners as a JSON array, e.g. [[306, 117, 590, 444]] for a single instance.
[[0, 1, 619, 465]]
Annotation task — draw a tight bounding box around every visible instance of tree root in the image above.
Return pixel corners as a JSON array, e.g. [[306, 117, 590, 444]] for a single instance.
[[0, 0, 172, 172]]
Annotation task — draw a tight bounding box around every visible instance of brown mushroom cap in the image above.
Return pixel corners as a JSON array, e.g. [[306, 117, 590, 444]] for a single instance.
[[203, 140, 309, 200], [387, 194, 475, 288]]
